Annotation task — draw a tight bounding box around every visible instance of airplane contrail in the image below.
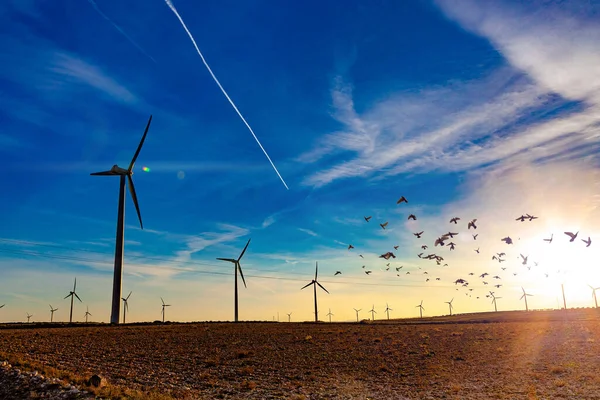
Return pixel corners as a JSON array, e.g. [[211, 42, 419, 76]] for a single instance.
[[87, 0, 157, 64], [163, 0, 289, 190]]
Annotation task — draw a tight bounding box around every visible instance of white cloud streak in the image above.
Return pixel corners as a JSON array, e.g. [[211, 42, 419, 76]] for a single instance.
[[163, 0, 289, 190]]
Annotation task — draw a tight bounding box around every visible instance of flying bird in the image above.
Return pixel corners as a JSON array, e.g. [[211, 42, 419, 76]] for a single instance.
[[359, 254, 364, 258], [582, 237, 592, 247], [408, 214, 417, 221], [365, 270, 372, 275], [501, 237, 513, 245], [526, 214, 538, 221], [379, 252, 396, 260], [414, 231, 424, 238], [394, 245, 399, 250], [447, 242, 456, 250], [474, 248, 480, 254], [564, 231, 578, 242], [479, 273, 488, 278], [450, 217, 460, 224], [516, 215, 527, 222], [397, 196, 408, 204], [520, 254, 528, 265], [334, 271, 341, 275], [472, 234, 478, 240], [446, 232, 458, 238], [468, 219, 477, 230], [543, 234, 553, 244], [380, 222, 388, 230], [421, 245, 428, 250], [396, 266, 403, 271], [348, 244, 354, 250], [435, 237, 446, 247], [364, 216, 372, 222]]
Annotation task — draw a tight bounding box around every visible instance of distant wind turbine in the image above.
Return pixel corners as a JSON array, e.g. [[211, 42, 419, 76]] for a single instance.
[[64, 277, 82, 323], [301, 262, 329, 322], [161, 297, 171, 322], [490, 292, 501, 312], [26, 313, 33, 323], [49, 304, 58, 323], [326, 308, 334, 323], [353, 308, 361, 322], [91, 115, 152, 325], [370, 304, 377, 321], [287, 312, 292, 323], [217, 238, 251, 323], [520, 287, 533, 312], [122, 291, 132, 324], [416, 300, 424, 318], [445, 298, 454, 316], [163, 0, 289, 190], [561, 284, 567, 310], [384, 303, 392, 320], [84, 306, 92, 323], [589, 285, 600, 308]]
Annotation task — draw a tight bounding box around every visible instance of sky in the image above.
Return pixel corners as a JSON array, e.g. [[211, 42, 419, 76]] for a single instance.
[[1, 0, 600, 323]]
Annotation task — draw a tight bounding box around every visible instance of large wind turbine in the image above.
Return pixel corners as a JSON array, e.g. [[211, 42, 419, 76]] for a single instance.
[[445, 298, 454, 316], [326, 308, 334, 323], [84, 306, 92, 323], [416, 300, 424, 318], [161, 297, 171, 323], [64, 277, 82, 323], [590, 285, 600, 308], [91, 115, 152, 324], [49, 304, 58, 323], [122, 291, 132, 323], [216, 238, 251, 322], [520, 287, 533, 312], [384, 303, 392, 320], [490, 291, 501, 312], [301, 262, 329, 322], [370, 304, 377, 321], [353, 308, 361, 322]]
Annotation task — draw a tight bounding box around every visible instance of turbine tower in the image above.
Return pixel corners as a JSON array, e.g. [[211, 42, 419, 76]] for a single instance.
[[416, 300, 424, 318], [370, 304, 377, 321], [520, 287, 533, 312], [353, 308, 361, 322], [91, 115, 152, 324], [26, 313, 33, 323], [384, 303, 392, 320], [122, 291, 132, 323], [326, 308, 334, 323], [301, 262, 329, 322], [49, 304, 58, 323], [490, 291, 501, 312], [84, 306, 92, 323], [161, 297, 171, 323], [216, 238, 251, 322], [590, 285, 600, 308], [445, 298, 454, 316], [64, 277, 82, 323], [287, 312, 292, 322]]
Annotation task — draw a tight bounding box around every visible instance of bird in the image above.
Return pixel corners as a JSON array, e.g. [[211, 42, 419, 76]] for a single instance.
[[526, 214, 538, 221], [334, 271, 342, 275], [479, 273, 488, 278], [359, 254, 364, 258], [582, 237, 592, 247], [379, 252, 396, 260], [364, 216, 372, 222], [483, 281, 488, 285], [426, 278, 430, 282], [450, 217, 460, 224], [396, 266, 403, 271], [348, 244, 354, 250], [394, 245, 399, 250], [417, 253, 424, 258], [468, 219, 477, 230], [421, 245, 428, 250], [564, 231, 578, 242], [435, 237, 446, 247], [501, 237, 513, 245], [494, 284, 502, 288], [516, 215, 527, 222], [543, 234, 553, 244], [362, 265, 366, 269], [414, 231, 424, 238], [397, 196, 408, 204], [497, 253, 506, 257], [406, 271, 410, 275], [380, 222, 388, 230], [493, 276, 501, 279], [520, 254, 528, 265], [408, 214, 417, 221], [468, 272, 474, 276], [436, 278, 440, 281], [474, 248, 480, 254], [446, 232, 459, 238], [365, 270, 372, 275], [447, 242, 456, 250], [472, 234, 478, 240]]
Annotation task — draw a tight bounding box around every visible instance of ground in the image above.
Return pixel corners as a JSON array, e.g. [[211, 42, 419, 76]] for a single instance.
[[1, 309, 599, 399]]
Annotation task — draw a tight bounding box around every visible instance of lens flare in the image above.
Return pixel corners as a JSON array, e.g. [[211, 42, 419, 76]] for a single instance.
[[142, 166, 150, 172]]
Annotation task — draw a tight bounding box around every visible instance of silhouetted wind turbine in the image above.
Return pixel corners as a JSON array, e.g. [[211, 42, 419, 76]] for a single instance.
[[384, 303, 392, 320], [91, 115, 152, 324], [353, 308, 361, 322], [217, 238, 251, 322], [416, 300, 424, 318], [161, 297, 171, 322], [490, 292, 501, 312], [84, 306, 92, 323], [122, 291, 132, 323], [561, 284, 567, 310], [520, 287, 533, 312], [369, 304, 377, 321], [49, 304, 58, 323], [64, 277, 82, 323], [589, 285, 600, 308], [326, 308, 334, 323], [26, 313, 33, 323], [301, 262, 329, 322], [445, 298, 454, 316], [287, 312, 292, 322]]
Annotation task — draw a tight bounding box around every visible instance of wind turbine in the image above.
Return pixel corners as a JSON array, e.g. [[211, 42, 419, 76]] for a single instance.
[[561, 283, 567, 310], [287, 312, 292, 322], [122, 291, 132, 323], [490, 291, 501, 312], [416, 300, 424, 318], [49, 304, 58, 323], [445, 298, 454, 316], [300, 262, 329, 322], [84, 306, 92, 323], [26, 313, 33, 323], [91, 115, 152, 325], [353, 308, 361, 322], [216, 238, 251, 323], [520, 287, 533, 312], [64, 277, 82, 323], [384, 303, 392, 320], [326, 308, 334, 323], [589, 285, 600, 308], [370, 304, 377, 321], [161, 297, 171, 323]]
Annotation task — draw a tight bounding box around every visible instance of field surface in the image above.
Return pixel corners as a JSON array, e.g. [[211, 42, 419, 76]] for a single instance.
[[1, 310, 600, 399]]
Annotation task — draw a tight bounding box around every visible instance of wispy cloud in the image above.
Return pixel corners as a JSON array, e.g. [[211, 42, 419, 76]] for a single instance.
[[298, 228, 319, 237]]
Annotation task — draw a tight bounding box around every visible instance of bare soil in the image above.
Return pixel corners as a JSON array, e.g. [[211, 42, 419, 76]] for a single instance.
[[1, 310, 600, 399]]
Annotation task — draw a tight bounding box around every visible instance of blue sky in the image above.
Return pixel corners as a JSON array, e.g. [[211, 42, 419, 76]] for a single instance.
[[1, 0, 600, 323]]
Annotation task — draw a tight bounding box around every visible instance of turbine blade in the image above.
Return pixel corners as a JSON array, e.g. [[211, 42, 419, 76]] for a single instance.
[[74, 277, 77, 291], [127, 175, 143, 229], [300, 281, 313, 290], [161, 297, 165, 305], [316, 281, 329, 294], [126, 291, 132, 300], [128, 115, 152, 172], [216, 258, 236, 262], [237, 238, 251, 261], [74, 293, 82, 302], [315, 261, 318, 281], [237, 262, 247, 288], [64, 294, 71, 300], [90, 170, 118, 176], [125, 302, 129, 311]]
